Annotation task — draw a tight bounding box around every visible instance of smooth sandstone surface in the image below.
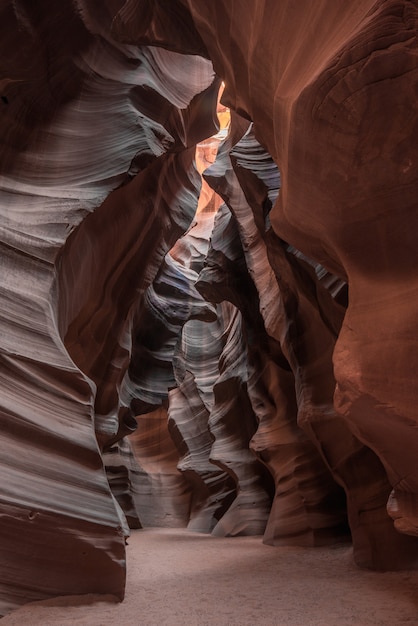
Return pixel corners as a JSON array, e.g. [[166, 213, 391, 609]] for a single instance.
[[1, 0, 418, 617]]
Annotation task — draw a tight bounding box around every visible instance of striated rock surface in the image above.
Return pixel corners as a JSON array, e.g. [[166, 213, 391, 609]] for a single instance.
[[0, 0, 217, 616], [127, 407, 192, 528], [168, 373, 237, 533], [176, 0, 418, 565], [202, 119, 350, 546], [2, 0, 418, 616], [215, 120, 418, 565]]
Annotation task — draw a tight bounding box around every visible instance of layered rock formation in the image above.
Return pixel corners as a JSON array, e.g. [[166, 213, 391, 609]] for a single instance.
[[175, 0, 418, 569], [1, 0, 418, 616], [0, 1, 217, 615]]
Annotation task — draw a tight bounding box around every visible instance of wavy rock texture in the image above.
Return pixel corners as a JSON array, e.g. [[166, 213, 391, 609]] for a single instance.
[[201, 120, 350, 546], [176, 0, 418, 564], [168, 373, 237, 533], [2, 0, 418, 617], [172, 295, 273, 537], [0, 0, 217, 616], [217, 120, 418, 566], [125, 407, 192, 528], [117, 138, 273, 536]]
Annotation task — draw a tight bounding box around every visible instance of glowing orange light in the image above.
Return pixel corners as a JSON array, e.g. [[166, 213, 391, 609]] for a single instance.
[[217, 81, 230, 132]]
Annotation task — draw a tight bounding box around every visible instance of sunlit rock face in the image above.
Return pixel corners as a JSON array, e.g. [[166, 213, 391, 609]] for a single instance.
[[1, 0, 418, 616]]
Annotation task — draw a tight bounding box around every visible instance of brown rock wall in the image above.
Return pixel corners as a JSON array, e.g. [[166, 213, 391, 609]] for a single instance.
[[2, 0, 418, 615]]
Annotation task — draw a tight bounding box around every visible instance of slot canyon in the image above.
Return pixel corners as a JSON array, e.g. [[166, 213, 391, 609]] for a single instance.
[[1, 0, 418, 622]]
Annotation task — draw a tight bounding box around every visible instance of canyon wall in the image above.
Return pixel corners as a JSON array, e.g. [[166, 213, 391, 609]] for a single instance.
[[1, 0, 418, 615]]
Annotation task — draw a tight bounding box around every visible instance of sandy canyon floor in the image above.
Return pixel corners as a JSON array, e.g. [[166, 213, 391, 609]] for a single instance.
[[2, 528, 418, 625]]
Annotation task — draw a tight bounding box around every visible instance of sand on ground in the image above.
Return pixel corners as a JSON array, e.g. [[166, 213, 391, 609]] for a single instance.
[[2, 528, 418, 625]]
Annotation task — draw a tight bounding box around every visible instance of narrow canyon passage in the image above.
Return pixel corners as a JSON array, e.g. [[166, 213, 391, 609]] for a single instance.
[[2, 528, 418, 626], [2, 0, 418, 619]]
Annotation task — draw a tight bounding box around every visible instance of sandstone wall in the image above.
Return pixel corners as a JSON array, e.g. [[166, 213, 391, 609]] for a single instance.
[[1, 0, 418, 615]]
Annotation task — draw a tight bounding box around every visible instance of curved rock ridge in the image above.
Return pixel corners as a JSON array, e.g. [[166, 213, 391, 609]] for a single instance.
[[117, 138, 223, 420], [114, 137, 273, 537], [103, 138, 224, 530], [125, 407, 192, 528], [114, 137, 270, 536], [176, 0, 418, 560], [207, 304, 273, 538], [171, 297, 274, 537], [195, 203, 277, 536], [118, 251, 216, 416], [2, 0, 418, 617], [171, 290, 273, 536], [168, 373, 237, 533], [199, 119, 350, 545], [0, 0, 219, 616]]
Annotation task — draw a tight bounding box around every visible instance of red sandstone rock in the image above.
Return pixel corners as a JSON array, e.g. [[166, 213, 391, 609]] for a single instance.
[[168, 374, 236, 533], [177, 1, 418, 561], [127, 407, 192, 528], [2, 0, 418, 617], [0, 1, 217, 615]]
